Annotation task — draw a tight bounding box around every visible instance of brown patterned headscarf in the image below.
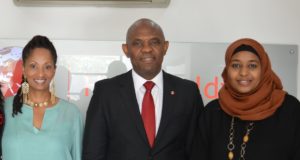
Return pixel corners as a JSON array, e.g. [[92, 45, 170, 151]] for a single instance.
[[219, 38, 286, 121]]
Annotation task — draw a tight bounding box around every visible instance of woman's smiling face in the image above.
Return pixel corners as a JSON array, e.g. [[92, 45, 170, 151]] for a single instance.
[[227, 51, 262, 94], [23, 48, 56, 93]]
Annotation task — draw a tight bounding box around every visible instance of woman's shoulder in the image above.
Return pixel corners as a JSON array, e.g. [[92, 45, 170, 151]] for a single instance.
[[281, 93, 300, 111], [4, 96, 14, 103], [205, 99, 221, 110], [4, 96, 14, 108], [283, 93, 300, 104], [202, 99, 224, 118], [57, 98, 81, 116], [273, 93, 300, 120], [3, 96, 15, 116], [58, 98, 76, 106]]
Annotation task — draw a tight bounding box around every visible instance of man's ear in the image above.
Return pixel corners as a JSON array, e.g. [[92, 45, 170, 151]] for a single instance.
[[122, 44, 130, 58], [163, 41, 169, 55]]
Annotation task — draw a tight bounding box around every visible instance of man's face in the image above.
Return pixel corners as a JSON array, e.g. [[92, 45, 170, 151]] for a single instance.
[[122, 23, 169, 80]]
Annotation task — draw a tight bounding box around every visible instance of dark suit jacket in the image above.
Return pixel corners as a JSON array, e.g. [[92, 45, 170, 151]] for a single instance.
[[83, 70, 204, 160]]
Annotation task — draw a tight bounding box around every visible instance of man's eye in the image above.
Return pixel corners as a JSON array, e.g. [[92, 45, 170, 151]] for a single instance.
[[150, 39, 161, 46], [132, 41, 143, 47]]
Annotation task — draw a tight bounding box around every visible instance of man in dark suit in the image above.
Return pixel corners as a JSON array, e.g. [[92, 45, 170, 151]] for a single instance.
[[83, 18, 204, 160]]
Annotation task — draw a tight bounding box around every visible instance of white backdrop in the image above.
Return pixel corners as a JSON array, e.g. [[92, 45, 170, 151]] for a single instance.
[[0, 40, 297, 119], [0, 0, 300, 98]]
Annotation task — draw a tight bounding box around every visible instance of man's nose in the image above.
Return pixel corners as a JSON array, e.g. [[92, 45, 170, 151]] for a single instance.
[[141, 43, 153, 53]]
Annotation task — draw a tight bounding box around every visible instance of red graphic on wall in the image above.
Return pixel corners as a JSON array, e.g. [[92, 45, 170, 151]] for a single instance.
[[0, 47, 23, 97], [195, 75, 224, 99]]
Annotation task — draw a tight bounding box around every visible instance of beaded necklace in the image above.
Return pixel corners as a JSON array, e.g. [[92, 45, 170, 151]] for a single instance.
[[227, 117, 254, 160], [25, 99, 50, 108]]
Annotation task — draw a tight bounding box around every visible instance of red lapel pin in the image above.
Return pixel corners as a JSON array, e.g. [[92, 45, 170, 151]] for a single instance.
[[170, 91, 175, 95]]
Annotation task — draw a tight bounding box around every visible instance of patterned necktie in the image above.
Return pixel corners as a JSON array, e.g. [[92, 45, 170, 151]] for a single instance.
[[142, 81, 156, 148]]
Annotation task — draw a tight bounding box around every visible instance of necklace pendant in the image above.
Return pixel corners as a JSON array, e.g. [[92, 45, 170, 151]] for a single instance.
[[227, 117, 255, 160], [228, 151, 234, 160], [243, 135, 249, 143]]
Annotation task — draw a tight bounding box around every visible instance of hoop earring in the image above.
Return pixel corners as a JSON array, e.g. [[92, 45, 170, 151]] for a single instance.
[[50, 80, 56, 104], [21, 78, 29, 103]]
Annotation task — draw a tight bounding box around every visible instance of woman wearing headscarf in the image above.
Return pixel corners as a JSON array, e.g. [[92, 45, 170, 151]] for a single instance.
[[193, 38, 300, 160]]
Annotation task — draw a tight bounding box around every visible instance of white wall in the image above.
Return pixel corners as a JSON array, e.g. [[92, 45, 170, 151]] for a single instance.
[[1, 0, 300, 97]]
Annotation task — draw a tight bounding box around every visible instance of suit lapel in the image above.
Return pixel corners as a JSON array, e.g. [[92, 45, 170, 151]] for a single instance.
[[119, 71, 149, 145], [154, 72, 177, 151]]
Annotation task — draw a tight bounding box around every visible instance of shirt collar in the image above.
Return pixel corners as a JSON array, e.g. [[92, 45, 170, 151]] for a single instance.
[[132, 69, 163, 90]]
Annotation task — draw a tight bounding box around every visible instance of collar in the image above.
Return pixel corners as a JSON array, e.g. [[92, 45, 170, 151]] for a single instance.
[[132, 69, 163, 90]]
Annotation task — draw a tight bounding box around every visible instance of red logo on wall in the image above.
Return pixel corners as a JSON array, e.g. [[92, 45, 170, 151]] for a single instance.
[[0, 47, 23, 97]]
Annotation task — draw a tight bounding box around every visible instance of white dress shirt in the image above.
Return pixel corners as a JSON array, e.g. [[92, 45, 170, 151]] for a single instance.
[[132, 70, 163, 135]]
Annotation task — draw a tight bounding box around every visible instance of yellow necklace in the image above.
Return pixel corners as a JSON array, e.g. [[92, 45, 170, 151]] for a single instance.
[[227, 117, 254, 160], [25, 99, 50, 108]]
